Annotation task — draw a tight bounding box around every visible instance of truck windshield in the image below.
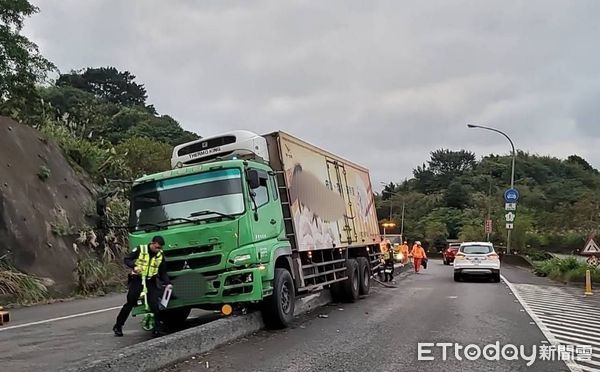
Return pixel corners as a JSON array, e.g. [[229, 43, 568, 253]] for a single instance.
[[129, 168, 244, 231]]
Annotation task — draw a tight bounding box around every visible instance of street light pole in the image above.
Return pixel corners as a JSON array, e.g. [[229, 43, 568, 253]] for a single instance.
[[400, 201, 405, 242], [380, 184, 406, 241], [467, 124, 516, 252]]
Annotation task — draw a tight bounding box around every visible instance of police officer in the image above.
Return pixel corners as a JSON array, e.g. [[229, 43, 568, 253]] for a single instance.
[[113, 236, 171, 337], [383, 243, 395, 282]]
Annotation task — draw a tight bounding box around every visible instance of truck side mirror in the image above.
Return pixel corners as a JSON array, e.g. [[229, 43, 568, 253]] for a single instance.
[[247, 169, 260, 189]]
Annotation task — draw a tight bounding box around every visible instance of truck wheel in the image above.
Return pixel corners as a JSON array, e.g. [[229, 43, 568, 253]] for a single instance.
[[262, 268, 295, 329], [330, 281, 344, 302], [342, 259, 360, 303], [357, 257, 370, 296], [160, 307, 191, 330]]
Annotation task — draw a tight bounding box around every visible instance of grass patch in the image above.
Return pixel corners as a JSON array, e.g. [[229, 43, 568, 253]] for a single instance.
[[0, 265, 48, 304], [37, 165, 51, 181], [533, 257, 600, 283], [75, 252, 125, 295]]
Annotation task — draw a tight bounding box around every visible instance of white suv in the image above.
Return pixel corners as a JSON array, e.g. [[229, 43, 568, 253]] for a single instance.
[[453, 242, 501, 282]]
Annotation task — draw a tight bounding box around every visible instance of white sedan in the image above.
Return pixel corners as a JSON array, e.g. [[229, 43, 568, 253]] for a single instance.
[[453, 242, 501, 282]]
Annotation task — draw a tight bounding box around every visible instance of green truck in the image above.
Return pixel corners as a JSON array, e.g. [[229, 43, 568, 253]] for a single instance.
[[126, 130, 383, 328]]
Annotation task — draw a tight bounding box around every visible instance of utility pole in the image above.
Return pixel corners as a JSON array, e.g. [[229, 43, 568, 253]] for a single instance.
[[468, 124, 516, 253], [487, 176, 492, 242]]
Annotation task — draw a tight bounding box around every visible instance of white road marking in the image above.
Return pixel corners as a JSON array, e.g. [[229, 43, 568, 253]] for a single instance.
[[502, 275, 583, 372], [0, 306, 121, 332]]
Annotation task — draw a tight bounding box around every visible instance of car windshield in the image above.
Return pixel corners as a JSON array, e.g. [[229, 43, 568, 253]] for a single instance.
[[461, 245, 493, 254], [129, 168, 244, 231]]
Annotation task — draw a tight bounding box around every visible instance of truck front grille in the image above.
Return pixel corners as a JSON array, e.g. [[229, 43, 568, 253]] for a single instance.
[[166, 244, 214, 257], [165, 255, 221, 272]]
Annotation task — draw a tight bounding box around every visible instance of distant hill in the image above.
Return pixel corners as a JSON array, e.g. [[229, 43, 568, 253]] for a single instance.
[[377, 149, 600, 253]]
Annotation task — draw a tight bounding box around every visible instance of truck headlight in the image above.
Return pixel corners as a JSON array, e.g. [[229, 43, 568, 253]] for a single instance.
[[233, 254, 251, 263]]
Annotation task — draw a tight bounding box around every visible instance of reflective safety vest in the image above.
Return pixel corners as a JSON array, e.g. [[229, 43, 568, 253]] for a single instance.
[[135, 245, 163, 277]]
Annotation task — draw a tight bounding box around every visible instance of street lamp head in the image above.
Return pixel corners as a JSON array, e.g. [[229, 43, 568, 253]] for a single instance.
[[467, 124, 477, 128]]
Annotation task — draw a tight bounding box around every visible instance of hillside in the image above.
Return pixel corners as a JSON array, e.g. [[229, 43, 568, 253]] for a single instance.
[[0, 117, 95, 295]]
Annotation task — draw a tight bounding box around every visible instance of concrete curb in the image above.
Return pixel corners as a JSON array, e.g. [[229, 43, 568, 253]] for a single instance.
[[69, 290, 332, 372]]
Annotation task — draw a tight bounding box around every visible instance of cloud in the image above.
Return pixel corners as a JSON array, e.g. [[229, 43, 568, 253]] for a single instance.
[[24, 0, 600, 188]]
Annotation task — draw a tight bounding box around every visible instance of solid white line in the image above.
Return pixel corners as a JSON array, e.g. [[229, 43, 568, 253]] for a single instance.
[[502, 275, 581, 372], [0, 306, 121, 332]]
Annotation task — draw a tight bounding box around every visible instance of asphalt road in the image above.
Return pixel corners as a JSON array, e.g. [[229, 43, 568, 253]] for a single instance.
[[163, 260, 570, 372], [0, 293, 218, 372]]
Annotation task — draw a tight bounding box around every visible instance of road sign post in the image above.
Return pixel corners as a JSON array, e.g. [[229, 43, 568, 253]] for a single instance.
[[503, 188, 519, 252], [485, 219, 492, 241]]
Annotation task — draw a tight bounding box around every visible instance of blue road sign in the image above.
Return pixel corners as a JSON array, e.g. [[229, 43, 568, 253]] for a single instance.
[[504, 188, 520, 203]]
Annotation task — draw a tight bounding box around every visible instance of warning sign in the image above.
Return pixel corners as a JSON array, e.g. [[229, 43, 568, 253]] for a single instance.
[[581, 236, 600, 256]]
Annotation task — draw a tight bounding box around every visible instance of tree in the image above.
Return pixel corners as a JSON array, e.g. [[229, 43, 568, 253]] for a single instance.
[[567, 155, 597, 173], [444, 180, 471, 209], [428, 149, 476, 177], [125, 114, 199, 145], [115, 137, 172, 177], [0, 0, 55, 114], [381, 182, 399, 200], [413, 164, 437, 194], [57, 67, 148, 107]]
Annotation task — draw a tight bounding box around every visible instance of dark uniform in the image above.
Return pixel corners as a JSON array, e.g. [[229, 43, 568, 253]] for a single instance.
[[113, 238, 170, 337], [383, 243, 395, 282]]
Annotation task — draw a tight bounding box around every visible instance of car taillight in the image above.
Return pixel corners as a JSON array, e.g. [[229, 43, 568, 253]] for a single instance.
[[455, 253, 465, 260], [488, 253, 499, 259]]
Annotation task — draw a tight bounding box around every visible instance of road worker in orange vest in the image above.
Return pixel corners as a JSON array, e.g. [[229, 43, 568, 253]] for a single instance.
[[409, 241, 427, 273]]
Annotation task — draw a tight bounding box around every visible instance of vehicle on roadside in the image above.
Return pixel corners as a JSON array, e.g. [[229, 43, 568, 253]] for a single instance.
[[113, 130, 383, 329], [442, 242, 461, 265], [453, 242, 500, 282]]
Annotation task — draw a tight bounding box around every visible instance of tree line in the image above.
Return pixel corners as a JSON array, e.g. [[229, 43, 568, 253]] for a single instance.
[[377, 149, 600, 253]]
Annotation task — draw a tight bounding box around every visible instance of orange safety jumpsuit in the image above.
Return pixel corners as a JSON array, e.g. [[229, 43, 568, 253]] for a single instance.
[[399, 244, 410, 264], [410, 245, 427, 273]]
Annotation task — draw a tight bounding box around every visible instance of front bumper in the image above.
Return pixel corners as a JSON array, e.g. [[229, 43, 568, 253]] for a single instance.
[[454, 267, 500, 275], [132, 267, 266, 316]]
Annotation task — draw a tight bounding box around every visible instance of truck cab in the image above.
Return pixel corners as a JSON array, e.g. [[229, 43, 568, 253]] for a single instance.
[[128, 132, 292, 326]]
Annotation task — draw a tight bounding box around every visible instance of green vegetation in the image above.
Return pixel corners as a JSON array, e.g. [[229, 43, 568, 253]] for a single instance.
[[378, 149, 600, 252], [0, 260, 48, 304], [0, 1, 200, 301], [37, 165, 51, 181], [533, 257, 600, 283]]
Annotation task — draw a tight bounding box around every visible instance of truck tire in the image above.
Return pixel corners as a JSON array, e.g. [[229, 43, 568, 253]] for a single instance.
[[330, 281, 344, 303], [262, 268, 295, 329], [357, 257, 370, 296], [341, 259, 360, 303], [160, 307, 191, 330]]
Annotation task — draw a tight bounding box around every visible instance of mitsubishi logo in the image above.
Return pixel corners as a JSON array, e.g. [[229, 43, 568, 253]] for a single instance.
[[183, 261, 190, 270]]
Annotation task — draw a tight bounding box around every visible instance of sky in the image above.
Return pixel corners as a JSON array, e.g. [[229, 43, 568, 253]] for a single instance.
[[24, 0, 600, 190]]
